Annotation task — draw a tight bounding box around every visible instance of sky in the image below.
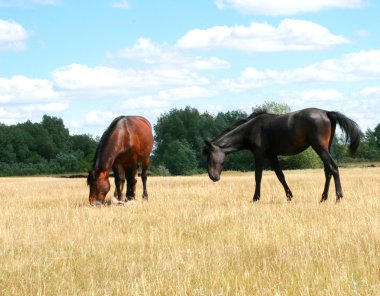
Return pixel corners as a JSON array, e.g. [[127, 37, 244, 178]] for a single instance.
[[0, 0, 379, 136]]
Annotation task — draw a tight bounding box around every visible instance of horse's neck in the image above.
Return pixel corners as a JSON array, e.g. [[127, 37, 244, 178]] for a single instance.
[[94, 142, 119, 172], [216, 126, 247, 153]]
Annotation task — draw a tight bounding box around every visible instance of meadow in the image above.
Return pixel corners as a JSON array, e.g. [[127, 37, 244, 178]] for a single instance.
[[0, 168, 379, 295]]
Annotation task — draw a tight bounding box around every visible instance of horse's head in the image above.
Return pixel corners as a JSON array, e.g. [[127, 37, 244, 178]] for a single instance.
[[86, 169, 110, 206], [203, 140, 225, 182]]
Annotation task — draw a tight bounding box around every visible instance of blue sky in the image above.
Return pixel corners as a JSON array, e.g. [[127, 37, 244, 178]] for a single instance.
[[1, 0, 379, 136]]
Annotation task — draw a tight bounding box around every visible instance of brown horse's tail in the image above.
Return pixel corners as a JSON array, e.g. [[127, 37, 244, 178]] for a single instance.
[[327, 111, 361, 154]]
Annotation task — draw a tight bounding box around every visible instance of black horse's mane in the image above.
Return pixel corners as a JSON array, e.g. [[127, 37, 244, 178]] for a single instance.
[[214, 109, 268, 141], [92, 116, 125, 169]]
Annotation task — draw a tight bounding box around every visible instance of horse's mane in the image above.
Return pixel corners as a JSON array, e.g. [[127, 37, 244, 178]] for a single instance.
[[214, 109, 268, 141], [92, 116, 125, 170]]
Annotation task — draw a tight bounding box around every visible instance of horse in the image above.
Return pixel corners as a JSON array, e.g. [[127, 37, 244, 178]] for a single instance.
[[86, 116, 154, 206], [203, 108, 361, 203]]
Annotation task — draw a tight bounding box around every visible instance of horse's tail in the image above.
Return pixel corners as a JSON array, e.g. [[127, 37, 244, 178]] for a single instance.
[[327, 111, 361, 154]]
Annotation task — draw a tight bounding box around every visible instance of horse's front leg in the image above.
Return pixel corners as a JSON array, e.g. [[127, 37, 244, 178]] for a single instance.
[[112, 167, 123, 201], [253, 157, 263, 202], [125, 166, 137, 201]]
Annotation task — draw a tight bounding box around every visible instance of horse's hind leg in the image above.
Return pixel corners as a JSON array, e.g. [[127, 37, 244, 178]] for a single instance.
[[120, 174, 125, 198], [141, 157, 150, 200], [313, 147, 343, 202], [268, 155, 293, 201], [331, 159, 343, 202], [321, 164, 332, 202], [118, 165, 126, 199]]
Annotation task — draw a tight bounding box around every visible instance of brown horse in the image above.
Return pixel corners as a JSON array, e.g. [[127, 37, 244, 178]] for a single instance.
[[204, 108, 361, 202], [87, 116, 154, 206]]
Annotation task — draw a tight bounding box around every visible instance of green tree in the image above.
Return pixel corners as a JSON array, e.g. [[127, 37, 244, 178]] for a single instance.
[[355, 128, 380, 161], [253, 101, 291, 114], [70, 134, 97, 168], [0, 116, 100, 176], [42, 115, 70, 152], [162, 140, 197, 175], [153, 107, 209, 171], [374, 123, 380, 150]]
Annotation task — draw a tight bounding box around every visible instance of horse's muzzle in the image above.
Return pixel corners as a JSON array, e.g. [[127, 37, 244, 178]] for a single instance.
[[209, 173, 220, 182]]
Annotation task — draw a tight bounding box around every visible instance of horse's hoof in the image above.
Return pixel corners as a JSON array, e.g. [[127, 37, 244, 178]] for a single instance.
[[111, 197, 125, 205], [95, 201, 104, 207]]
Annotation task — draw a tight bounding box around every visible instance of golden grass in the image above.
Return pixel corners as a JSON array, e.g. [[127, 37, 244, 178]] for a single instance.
[[0, 168, 379, 295]]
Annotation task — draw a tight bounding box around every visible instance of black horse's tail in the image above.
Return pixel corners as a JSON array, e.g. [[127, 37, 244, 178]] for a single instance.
[[327, 111, 361, 154]]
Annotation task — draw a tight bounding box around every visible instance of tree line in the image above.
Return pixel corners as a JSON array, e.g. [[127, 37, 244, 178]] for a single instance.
[[0, 115, 97, 176], [0, 104, 379, 176]]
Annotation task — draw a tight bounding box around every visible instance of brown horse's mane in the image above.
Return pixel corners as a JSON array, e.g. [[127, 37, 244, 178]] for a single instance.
[[92, 115, 126, 170], [214, 109, 268, 141]]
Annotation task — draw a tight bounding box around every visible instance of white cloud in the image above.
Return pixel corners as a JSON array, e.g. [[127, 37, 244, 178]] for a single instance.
[[0, 19, 30, 51], [158, 86, 218, 101], [119, 86, 218, 110], [359, 86, 380, 97], [215, 0, 365, 15], [27, 102, 69, 112], [33, 0, 59, 4], [0, 75, 68, 124], [85, 110, 119, 126], [0, 107, 21, 125], [222, 50, 380, 91], [0, 75, 60, 103], [177, 19, 349, 52], [0, 0, 60, 7], [0, 101, 68, 126], [120, 96, 170, 109], [109, 38, 230, 70], [279, 89, 344, 107], [357, 29, 369, 37], [112, 0, 131, 9], [53, 63, 209, 95]]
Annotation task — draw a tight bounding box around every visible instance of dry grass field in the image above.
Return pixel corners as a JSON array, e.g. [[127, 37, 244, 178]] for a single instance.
[[0, 168, 379, 295]]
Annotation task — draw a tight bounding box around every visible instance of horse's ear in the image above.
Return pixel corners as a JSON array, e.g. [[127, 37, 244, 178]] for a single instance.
[[203, 139, 212, 155]]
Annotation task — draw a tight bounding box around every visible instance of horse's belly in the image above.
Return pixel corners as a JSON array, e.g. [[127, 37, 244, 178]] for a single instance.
[[273, 145, 309, 156], [268, 134, 309, 156], [114, 149, 150, 166]]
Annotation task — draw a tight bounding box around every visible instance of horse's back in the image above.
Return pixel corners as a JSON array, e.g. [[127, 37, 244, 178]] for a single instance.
[[264, 108, 331, 155], [118, 116, 154, 159], [270, 108, 330, 131]]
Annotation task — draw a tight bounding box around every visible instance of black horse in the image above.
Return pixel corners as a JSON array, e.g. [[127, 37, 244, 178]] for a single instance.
[[203, 108, 360, 202]]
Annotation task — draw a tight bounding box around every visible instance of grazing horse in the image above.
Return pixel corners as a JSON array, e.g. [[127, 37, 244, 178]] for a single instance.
[[87, 116, 154, 206], [203, 108, 360, 202]]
